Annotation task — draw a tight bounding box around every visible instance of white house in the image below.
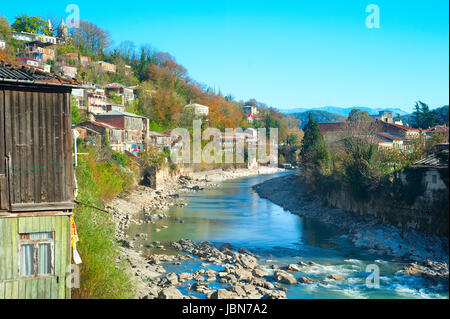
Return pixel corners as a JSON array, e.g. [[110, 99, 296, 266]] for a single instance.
[[0, 40, 5, 49], [12, 31, 60, 45], [184, 103, 209, 116]]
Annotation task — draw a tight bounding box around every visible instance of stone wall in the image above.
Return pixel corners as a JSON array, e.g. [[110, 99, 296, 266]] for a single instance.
[[306, 167, 449, 236]]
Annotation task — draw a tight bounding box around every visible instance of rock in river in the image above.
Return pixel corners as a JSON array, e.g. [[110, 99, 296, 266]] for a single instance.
[[273, 270, 298, 284], [158, 287, 184, 299]]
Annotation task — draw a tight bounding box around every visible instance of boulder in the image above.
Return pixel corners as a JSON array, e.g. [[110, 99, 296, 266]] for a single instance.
[[238, 255, 258, 269], [403, 263, 424, 276], [286, 264, 302, 272], [229, 285, 246, 296], [253, 269, 269, 278], [262, 290, 287, 299], [327, 274, 345, 281], [299, 276, 318, 284], [165, 272, 178, 285], [235, 268, 253, 282], [158, 287, 184, 299], [209, 289, 234, 299], [219, 243, 234, 251], [273, 270, 298, 284]]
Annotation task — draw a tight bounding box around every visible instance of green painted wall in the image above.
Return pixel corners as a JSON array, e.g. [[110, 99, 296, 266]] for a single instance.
[[0, 215, 71, 299]]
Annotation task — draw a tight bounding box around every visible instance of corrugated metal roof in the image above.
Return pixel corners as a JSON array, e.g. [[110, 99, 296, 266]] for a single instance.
[[0, 60, 79, 86], [413, 149, 449, 168]]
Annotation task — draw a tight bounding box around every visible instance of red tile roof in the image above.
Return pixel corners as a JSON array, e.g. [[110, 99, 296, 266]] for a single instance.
[[318, 122, 347, 135], [376, 132, 404, 141], [376, 119, 421, 132], [425, 125, 449, 133]]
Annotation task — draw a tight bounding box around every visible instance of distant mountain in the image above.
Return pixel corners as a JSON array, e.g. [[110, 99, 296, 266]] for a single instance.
[[288, 110, 346, 128], [280, 106, 409, 117]]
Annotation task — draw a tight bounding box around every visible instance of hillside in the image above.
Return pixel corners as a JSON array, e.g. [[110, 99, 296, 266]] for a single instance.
[[289, 110, 346, 128], [281, 106, 409, 117]]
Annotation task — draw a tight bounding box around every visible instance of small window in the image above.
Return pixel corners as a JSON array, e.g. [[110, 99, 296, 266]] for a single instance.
[[19, 232, 54, 277], [432, 175, 437, 184]]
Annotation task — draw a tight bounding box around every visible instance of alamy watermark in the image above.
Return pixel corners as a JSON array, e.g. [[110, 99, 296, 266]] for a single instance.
[[365, 4, 380, 29], [65, 4, 80, 29], [169, 120, 279, 167], [365, 264, 380, 288], [66, 264, 80, 289]]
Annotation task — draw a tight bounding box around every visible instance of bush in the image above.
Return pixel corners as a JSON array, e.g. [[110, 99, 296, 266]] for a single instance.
[[71, 148, 135, 298]]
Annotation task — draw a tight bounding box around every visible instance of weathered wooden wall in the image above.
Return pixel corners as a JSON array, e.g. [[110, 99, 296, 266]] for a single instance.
[[0, 215, 71, 299], [0, 86, 74, 212]]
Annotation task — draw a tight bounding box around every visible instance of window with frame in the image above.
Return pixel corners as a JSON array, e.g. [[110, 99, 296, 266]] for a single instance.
[[432, 174, 437, 184], [19, 232, 54, 277]]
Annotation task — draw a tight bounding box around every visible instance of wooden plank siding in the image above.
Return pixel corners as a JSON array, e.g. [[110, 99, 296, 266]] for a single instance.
[[0, 85, 74, 211], [0, 89, 8, 210], [0, 82, 74, 299], [0, 215, 71, 299]]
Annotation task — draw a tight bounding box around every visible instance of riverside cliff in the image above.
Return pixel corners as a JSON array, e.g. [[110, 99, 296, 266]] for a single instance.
[[253, 173, 449, 265]]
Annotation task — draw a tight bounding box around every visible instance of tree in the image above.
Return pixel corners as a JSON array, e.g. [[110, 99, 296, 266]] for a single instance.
[[71, 20, 111, 55], [0, 15, 12, 40], [413, 101, 437, 129], [286, 133, 299, 146], [347, 109, 372, 122], [12, 15, 51, 35], [117, 40, 136, 61], [300, 113, 331, 171]]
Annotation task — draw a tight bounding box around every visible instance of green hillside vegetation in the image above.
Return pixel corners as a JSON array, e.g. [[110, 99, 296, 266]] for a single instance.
[[289, 110, 346, 128], [401, 104, 449, 128]]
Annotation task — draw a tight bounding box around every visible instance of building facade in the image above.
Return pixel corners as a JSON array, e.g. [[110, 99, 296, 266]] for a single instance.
[[184, 103, 209, 116], [95, 111, 150, 154], [0, 62, 77, 299]]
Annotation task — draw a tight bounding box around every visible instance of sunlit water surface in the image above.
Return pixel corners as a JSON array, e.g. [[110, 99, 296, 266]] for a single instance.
[[128, 172, 449, 299]]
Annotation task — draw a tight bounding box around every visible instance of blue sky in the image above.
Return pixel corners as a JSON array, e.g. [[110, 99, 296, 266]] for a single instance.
[[2, 0, 448, 112]]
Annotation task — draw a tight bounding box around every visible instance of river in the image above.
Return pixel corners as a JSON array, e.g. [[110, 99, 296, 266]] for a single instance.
[[128, 172, 449, 299]]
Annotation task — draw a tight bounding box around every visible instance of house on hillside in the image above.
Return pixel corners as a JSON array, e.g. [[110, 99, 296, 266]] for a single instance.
[[318, 122, 348, 144], [105, 103, 125, 113], [374, 111, 394, 123], [242, 105, 259, 116], [17, 57, 51, 73], [55, 64, 77, 78], [74, 121, 124, 152], [375, 132, 406, 150], [411, 143, 449, 197], [375, 120, 421, 139], [0, 61, 77, 299], [96, 61, 116, 73], [319, 120, 422, 150], [86, 89, 107, 114], [424, 125, 449, 142], [25, 41, 55, 63], [0, 41, 5, 49], [184, 103, 209, 117], [63, 53, 90, 66], [104, 83, 134, 105], [149, 131, 171, 150], [95, 111, 150, 154], [12, 31, 62, 45]]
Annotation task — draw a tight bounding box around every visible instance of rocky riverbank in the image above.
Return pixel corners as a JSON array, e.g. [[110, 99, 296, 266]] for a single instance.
[[253, 173, 449, 281], [107, 166, 284, 298]]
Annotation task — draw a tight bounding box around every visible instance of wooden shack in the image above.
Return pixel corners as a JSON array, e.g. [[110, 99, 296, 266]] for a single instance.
[[0, 61, 77, 299]]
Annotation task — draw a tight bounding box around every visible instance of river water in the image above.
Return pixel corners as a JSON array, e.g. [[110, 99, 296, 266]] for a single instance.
[[128, 172, 449, 299]]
